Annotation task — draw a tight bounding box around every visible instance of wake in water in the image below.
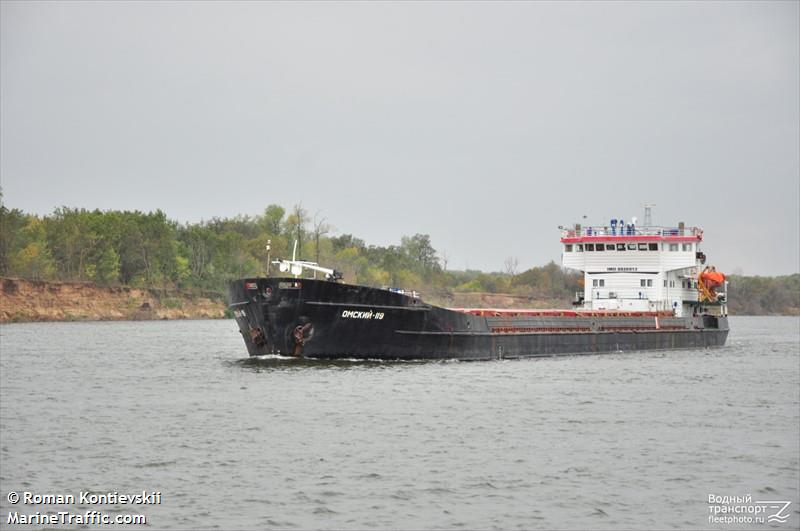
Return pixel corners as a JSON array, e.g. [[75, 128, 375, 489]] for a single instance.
[[229, 354, 454, 371]]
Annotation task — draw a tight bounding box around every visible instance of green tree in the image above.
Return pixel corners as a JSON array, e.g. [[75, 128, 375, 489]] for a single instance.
[[261, 204, 285, 236], [0, 200, 32, 275], [10, 241, 56, 280], [401, 234, 439, 273], [284, 204, 308, 259], [44, 207, 97, 280], [178, 224, 216, 282], [330, 234, 365, 253]]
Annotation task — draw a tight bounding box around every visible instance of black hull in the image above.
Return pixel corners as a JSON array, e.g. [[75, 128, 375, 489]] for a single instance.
[[229, 278, 729, 361]]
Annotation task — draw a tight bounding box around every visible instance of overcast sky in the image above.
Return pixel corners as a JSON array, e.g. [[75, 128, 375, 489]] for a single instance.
[[2, 1, 798, 275]]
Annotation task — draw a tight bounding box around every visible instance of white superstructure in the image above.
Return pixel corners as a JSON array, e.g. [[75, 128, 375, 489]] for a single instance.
[[561, 218, 726, 317]]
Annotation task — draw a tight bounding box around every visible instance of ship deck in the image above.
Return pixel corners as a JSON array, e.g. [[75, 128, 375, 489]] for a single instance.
[[449, 308, 675, 318]]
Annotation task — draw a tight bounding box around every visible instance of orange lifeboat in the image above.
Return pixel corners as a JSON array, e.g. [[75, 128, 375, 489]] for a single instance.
[[700, 270, 726, 288], [698, 268, 726, 302]]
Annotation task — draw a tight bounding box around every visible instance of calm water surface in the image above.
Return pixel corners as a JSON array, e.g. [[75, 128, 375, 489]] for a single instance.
[[1, 316, 798, 530]]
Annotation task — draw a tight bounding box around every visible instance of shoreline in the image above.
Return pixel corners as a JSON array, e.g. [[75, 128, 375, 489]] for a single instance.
[[1, 278, 227, 323], [1, 277, 797, 324]]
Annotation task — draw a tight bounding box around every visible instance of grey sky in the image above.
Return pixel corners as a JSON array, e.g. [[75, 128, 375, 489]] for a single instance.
[[2, 1, 798, 275]]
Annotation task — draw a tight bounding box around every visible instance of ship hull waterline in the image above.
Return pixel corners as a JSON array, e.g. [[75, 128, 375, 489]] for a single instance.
[[229, 278, 729, 361]]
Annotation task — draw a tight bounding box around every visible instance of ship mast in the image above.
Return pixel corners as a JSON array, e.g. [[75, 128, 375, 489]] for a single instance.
[[643, 203, 655, 227]]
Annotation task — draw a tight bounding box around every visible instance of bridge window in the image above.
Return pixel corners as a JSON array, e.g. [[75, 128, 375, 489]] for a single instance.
[[669, 243, 679, 251], [616, 243, 625, 251], [576, 244, 583, 252], [638, 243, 648, 250], [595, 244, 605, 251], [627, 243, 637, 250], [565, 244, 573, 252], [682, 243, 693, 251], [585, 243, 595, 251], [649, 243, 658, 251]]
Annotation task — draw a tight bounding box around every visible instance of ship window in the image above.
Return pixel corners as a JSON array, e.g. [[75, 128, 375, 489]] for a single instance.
[[682, 243, 692, 251], [585, 243, 595, 251], [647, 279, 653, 287], [616, 243, 625, 251], [638, 243, 648, 251], [593, 279, 598, 287], [627, 243, 636, 250], [595, 244, 604, 251], [640, 279, 647, 287], [565, 244, 573, 252], [649, 243, 658, 251], [604, 244, 614, 250], [669, 243, 679, 251], [663, 280, 667, 287], [576, 244, 583, 252], [599, 279, 605, 287]]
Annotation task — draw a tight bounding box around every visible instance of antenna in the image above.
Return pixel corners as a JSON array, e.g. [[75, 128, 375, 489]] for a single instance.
[[643, 203, 655, 227]]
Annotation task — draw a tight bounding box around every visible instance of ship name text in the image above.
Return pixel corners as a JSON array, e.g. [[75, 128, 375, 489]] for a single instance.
[[341, 310, 385, 320]]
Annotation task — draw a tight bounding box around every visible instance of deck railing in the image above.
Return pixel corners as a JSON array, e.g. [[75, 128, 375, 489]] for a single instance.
[[561, 226, 702, 239]]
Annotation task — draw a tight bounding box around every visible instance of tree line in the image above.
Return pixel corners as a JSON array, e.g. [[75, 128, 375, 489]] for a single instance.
[[0, 200, 580, 301], [1, 198, 797, 314], [726, 274, 800, 315]]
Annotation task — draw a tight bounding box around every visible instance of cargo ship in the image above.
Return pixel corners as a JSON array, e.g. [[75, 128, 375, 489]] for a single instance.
[[229, 215, 729, 360]]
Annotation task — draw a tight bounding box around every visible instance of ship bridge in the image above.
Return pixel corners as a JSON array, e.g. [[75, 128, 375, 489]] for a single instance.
[[560, 219, 725, 317]]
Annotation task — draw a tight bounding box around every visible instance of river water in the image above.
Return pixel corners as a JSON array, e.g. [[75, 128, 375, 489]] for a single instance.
[[1, 316, 798, 530]]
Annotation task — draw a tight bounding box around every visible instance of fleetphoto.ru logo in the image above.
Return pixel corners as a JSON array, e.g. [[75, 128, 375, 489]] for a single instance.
[[708, 494, 792, 525]]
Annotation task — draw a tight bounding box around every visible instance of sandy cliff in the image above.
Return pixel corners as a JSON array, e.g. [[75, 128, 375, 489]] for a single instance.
[[0, 278, 227, 322]]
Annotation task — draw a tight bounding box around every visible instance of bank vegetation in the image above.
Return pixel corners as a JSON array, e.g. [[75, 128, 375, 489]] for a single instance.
[[1, 199, 797, 317]]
